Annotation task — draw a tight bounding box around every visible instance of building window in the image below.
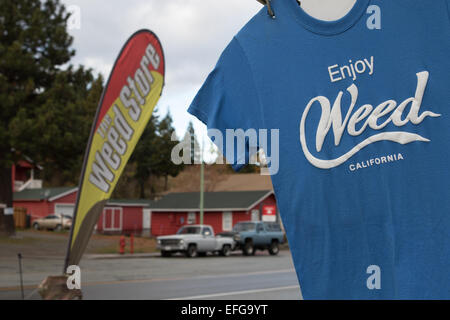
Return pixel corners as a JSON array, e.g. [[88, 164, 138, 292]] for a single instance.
[[222, 211, 232, 231], [102, 207, 123, 231], [251, 209, 260, 222], [187, 212, 196, 225]]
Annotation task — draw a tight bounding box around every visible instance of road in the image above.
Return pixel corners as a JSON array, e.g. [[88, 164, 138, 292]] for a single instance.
[[0, 251, 301, 300]]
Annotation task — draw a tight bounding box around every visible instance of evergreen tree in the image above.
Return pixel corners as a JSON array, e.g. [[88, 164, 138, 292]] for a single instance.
[[131, 112, 160, 198], [182, 121, 201, 164], [129, 110, 184, 197], [155, 112, 183, 190], [0, 0, 101, 234], [10, 67, 103, 185]]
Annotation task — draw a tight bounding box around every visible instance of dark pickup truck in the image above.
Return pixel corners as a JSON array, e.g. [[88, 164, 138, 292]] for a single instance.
[[220, 221, 285, 256]]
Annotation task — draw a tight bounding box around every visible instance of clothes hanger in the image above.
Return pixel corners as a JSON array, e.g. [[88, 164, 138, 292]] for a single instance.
[[256, 0, 302, 19], [256, 0, 275, 18]]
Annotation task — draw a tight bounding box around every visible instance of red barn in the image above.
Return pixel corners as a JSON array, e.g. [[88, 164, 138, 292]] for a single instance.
[[149, 190, 277, 236]]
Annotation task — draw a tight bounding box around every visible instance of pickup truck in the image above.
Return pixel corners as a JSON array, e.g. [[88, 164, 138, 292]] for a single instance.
[[227, 221, 285, 256], [156, 224, 235, 258]]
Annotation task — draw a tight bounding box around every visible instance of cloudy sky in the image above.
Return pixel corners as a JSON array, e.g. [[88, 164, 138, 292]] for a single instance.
[[61, 0, 262, 154]]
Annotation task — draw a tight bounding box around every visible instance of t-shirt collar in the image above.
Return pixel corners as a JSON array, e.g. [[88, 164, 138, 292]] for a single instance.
[[286, 0, 371, 35]]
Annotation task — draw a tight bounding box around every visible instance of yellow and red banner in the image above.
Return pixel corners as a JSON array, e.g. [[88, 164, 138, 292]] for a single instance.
[[65, 30, 164, 267]]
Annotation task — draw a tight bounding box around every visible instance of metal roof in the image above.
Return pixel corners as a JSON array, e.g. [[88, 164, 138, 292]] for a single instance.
[[13, 188, 273, 211], [149, 190, 273, 211], [13, 187, 151, 207], [13, 187, 76, 201], [106, 199, 152, 207]]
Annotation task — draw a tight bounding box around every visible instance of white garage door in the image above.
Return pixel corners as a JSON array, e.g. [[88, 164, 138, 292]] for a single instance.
[[55, 204, 75, 217]]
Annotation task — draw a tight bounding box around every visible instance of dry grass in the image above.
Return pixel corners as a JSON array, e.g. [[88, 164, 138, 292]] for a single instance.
[[0, 230, 158, 258], [88, 235, 158, 254], [0, 236, 37, 245]]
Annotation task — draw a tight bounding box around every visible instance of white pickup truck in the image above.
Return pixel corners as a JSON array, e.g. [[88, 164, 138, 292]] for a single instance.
[[157, 224, 234, 257]]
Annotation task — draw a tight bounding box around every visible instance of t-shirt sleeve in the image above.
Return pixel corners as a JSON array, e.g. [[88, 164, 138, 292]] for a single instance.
[[187, 37, 262, 171]]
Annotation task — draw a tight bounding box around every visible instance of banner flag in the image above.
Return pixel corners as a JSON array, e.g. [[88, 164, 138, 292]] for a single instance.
[[64, 29, 165, 268]]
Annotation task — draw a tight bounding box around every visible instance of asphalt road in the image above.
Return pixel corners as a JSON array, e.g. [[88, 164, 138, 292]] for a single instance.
[[0, 251, 301, 300]]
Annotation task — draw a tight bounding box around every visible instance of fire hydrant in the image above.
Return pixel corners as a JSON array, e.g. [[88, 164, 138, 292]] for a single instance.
[[119, 235, 125, 254]]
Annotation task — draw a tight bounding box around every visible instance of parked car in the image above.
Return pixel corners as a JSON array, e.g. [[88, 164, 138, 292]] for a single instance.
[[229, 221, 285, 256], [157, 225, 235, 258], [32, 214, 72, 231]]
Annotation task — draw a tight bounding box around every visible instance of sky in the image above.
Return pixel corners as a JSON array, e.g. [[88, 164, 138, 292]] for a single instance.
[[61, 0, 262, 158]]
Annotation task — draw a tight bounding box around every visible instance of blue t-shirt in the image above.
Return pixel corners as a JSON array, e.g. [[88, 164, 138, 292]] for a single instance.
[[188, 0, 450, 299]]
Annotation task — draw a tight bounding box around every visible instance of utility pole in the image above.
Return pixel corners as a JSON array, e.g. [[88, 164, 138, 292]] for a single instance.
[[199, 138, 204, 225]]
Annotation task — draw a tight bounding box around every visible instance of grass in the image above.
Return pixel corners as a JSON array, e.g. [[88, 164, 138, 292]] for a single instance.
[[92, 245, 158, 254], [2, 229, 158, 256], [88, 235, 159, 254], [0, 236, 38, 245], [26, 229, 70, 236]]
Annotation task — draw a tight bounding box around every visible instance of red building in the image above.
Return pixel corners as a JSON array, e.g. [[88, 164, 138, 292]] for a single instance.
[[13, 187, 150, 234], [149, 190, 277, 236], [13, 188, 277, 236], [96, 199, 151, 234], [11, 156, 43, 192], [13, 187, 78, 221]]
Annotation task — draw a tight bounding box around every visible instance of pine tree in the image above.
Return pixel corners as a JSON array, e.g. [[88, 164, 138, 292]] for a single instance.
[[131, 112, 160, 198], [156, 112, 183, 190], [183, 121, 201, 164], [0, 0, 101, 234]]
